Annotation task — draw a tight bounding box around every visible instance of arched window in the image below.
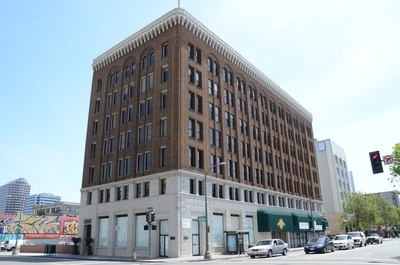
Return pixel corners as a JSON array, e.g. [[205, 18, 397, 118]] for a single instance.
[[109, 73, 114, 87], [131, 62, 136, 75], [124, 65, 130, 79], [115, 71, 119, 84], [141, 56, 147, 70], [148, 52, 155, 67]]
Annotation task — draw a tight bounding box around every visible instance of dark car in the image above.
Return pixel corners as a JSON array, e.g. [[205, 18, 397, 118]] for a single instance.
[[304, 236, 335, 254], [366, 233, 383, 244]]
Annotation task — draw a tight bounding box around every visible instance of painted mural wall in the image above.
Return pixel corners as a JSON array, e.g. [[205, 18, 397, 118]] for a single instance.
[[0, 214, 78, 244]]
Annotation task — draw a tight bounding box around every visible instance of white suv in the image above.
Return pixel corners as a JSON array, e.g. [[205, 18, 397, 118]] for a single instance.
[[347, 231, 367, 247]]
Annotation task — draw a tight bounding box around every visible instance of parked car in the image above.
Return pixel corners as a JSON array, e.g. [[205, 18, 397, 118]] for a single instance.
[[347, 231, 367, 247], [333, 234, 355, 250], [247, 239, 288, 258], [367, 233, 383, 244], [3, 240, 26, 252], [304, 236, 335, 254]]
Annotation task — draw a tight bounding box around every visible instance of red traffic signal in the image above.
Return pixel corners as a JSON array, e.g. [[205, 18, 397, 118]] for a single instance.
[[369, 151, 383, 174]]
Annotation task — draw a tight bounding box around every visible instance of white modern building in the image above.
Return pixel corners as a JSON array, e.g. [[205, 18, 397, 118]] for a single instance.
[[0, 178, 31, 215], [24, 193, 61, 215], [315, 139, 355, 234]]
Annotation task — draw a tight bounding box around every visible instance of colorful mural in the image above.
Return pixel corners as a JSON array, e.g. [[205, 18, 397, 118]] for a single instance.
[[0, 214, 78, 241]]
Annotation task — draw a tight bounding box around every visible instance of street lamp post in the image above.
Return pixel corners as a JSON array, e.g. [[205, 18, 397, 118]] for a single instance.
[[12, 201, 24, 255], [204, 161, 226, 260], [309, 197, 314, 235]]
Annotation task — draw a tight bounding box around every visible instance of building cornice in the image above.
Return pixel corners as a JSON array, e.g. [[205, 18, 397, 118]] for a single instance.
[[92, 8, 312, 121]]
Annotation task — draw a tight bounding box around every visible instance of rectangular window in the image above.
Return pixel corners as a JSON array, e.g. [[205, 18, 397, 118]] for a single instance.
[[129, 82, 136, 98], [87, 191, 92, 205], [120, 133, 126, 150], [118, 159, 124, 177], [138, 126, 145, 144], [135, 214, 148, 247], [125, 157, 131, 175], [140, 77, 146, 92], [98, 217, 109, 247], [115, 215, 128, 247], [195, 71, 202, 87], [139, 101, 145, 118], [160, 146, 167, 167], [145, 152, 152, 171], [137, 153, 144, 173], [161, 91, 168, 109], [146, 98, 153, 115], [147, 73, 154, 90], [89, 166, 94, 183], [95, 99, 100, 113], [162, 42, 169, 58], [190, 179, 196, 194], [123, 185, 129, 200], [116, 186, 122, 201], [136, 183, 142, 198], [189, 118, 195, 138], [161, 66, 169, 82], [92, 120, 98, 135], [160, 118, 167, 137], [160, 179, 166, 195], [146, 123, 152, 142], [126, 131, 132, 148], [144, 181, 150, 197], [213, 214, 224, 245]]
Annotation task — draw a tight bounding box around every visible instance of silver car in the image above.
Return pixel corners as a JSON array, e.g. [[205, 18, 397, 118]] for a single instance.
[[347, 231, 367, 247], [247, 239, 289, 258], [333, 234, 355, 250]]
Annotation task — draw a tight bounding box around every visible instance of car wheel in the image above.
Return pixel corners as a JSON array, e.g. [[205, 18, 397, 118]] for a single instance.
[[305, 250, 310, 254], [282, 248, 287, 256], [250, 255, 255, 259], [267, 249, 273, 258]]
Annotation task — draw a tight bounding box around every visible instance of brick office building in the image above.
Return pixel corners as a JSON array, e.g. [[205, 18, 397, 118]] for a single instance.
[[79, 8, 325, 258]]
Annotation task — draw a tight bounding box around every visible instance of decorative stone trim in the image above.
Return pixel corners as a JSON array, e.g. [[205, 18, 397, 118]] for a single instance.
[[92, 8, 312, 121]]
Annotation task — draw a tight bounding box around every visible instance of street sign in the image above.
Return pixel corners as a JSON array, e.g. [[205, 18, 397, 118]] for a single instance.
[[198, 216, 206, 222], [383, 155, 394, 165]]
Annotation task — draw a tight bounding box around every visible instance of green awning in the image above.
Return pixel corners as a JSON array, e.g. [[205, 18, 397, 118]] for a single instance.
[[292, 211, 310, 231], [257, 208, 294, 232], [310, 214, 324, 231]]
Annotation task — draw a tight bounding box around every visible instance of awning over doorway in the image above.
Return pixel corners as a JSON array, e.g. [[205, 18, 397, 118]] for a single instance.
[[257, 207, 294, 232], [292, 211, 310, 232]]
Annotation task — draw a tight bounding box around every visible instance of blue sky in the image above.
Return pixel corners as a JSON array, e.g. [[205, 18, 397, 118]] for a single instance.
[[1, 0, 399, 203]]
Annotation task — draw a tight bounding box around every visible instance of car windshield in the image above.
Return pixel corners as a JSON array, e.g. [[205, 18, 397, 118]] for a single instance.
[[308, 237, 325, 243], [334, 235, 347, 240], [256, 240, 272, 246], [348, 232, 359, 237]]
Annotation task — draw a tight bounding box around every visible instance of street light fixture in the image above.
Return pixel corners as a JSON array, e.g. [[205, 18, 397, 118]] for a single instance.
[[204, 161, 226, 260]]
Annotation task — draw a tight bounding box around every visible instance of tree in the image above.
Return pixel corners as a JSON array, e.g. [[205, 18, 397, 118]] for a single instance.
[[338, 192, 400, 232], [389, 143, 400, 187], [339, 192, 377, 231]]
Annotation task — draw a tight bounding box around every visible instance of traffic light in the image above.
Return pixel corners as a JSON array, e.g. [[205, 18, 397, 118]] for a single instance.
[[151, 212, 155, 222], [146, 212, 150, 223], [369, 151, 383, 174]]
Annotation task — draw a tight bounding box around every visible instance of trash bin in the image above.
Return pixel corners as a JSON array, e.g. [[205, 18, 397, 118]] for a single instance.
[[44, 244, 56, 255]]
